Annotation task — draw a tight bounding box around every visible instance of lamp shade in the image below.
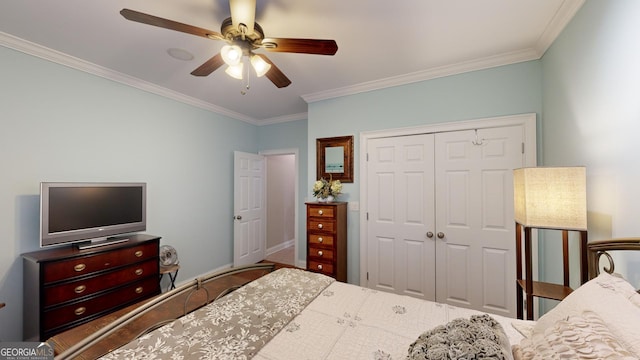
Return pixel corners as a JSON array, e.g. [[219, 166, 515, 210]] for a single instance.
[[221, 45, 243, 66], [513, 167, 587, 230], [250, 54, 271, 77], [225, 63, 244, 79]]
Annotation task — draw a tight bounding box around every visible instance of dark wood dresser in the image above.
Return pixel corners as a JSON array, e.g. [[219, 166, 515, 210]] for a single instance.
[[22, 234, 161, 341], [306, 202, 347, 282]]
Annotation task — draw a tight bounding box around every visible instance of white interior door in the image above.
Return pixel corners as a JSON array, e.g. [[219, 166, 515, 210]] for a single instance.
[[233, 151, 266, 266], [434, 126, 523, 317], [366, 134, 436, 300]]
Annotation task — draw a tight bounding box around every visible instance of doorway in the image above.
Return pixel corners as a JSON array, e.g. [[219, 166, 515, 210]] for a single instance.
[[262, 149, 298, 266]]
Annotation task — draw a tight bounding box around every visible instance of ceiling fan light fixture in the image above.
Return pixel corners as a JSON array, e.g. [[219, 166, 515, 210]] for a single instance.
[[225, 63, 244, 79], [221, 44, 243, 65], [250, 54, 271, 77]]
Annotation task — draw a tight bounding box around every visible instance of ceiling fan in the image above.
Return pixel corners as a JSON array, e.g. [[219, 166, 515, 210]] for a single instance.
[[120, 0, 338, 88]]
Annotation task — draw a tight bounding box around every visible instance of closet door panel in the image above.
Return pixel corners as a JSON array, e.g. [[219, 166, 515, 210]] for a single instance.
[[435, 126, 523, 317], [366, 134, 436, 301]]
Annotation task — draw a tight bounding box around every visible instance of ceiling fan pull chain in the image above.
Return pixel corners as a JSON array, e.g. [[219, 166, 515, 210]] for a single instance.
[[241, 59, 251, 95]]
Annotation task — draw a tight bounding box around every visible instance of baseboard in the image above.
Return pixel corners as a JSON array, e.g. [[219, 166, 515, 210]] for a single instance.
[[266, 239, 295, 256]]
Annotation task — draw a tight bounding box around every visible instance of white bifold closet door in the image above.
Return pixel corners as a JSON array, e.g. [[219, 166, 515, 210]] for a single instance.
[[366, 125, 523, 317], [367, 133, 437, 300]]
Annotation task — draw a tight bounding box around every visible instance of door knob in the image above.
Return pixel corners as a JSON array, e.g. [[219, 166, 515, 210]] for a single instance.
[[437, 232, 445, 239], [426, 231, 434, 238], [234, 215, 242, 220]]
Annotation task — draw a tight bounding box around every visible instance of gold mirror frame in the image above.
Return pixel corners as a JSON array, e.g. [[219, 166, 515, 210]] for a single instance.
[[316, 135, 354, 183]]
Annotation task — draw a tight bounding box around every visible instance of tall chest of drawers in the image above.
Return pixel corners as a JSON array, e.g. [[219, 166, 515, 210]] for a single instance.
[[306, 202, 347, 282], [22, 234, 161, 341]]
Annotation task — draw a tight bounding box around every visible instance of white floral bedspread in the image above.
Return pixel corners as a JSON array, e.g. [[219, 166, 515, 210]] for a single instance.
[[100, 268, 333, 360], [100, 268, 526, 360], [253, 281, 526, 360]]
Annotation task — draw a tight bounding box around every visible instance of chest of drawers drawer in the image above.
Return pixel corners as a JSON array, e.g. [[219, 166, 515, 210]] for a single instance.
[[43, 276, 159, 334], [43, 258, 158, 307], [308, 219, 336, 233], [307, 205, 335, 218], [308, 246, 334, 261], [308, 260, 334, 277], [43, 242, 158, 284], [308, 234, 334, 246]]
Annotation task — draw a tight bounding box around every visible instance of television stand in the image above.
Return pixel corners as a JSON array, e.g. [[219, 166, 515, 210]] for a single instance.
[[76, 237, 129, 250], [22, 234, 161, 341]]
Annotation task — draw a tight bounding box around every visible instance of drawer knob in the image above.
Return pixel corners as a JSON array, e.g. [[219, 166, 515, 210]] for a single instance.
[[318, 237, 323, 243], [317, 264, 323, 270], [74, 264, 86, 272], [135, 286, 144, 294], [318, 250, 323, 256], [318, 210, 323, 215], [135, 268, 144, 276], [74, 285, 87, 294], [134, 250, 143, 258], [317, 223, 323, 229], [74, 307, 86, 316]]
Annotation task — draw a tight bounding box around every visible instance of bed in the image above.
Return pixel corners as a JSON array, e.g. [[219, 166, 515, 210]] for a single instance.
[[53, 238, 640, 360]]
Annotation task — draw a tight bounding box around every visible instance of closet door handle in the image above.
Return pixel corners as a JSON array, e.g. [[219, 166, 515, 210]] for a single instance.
[[437, 232, 445, 239], [426, 232, 434, 238]]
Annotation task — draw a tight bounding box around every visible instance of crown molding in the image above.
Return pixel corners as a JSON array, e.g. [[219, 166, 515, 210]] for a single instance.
[[534, 0, 585, 57], [302, 48, 539, 103], [3, 0, 583, 123], [0, 31, 259, 125], [302, 0, 584, 104], [257, 112, 308, 126]]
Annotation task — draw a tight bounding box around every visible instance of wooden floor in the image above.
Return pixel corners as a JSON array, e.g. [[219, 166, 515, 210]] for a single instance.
[[50, 263, 295, 359]]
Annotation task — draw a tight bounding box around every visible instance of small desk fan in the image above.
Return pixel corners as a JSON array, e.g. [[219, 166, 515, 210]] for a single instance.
[[159, 245, 179, 266]]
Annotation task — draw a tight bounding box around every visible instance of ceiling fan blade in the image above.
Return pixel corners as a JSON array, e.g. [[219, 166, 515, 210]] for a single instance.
[[120, 9, 224, 41], [255, 54, 291, 88], [191, 53, 225, 76], [229, 0, 256, 35], [262, 38, 338, 55]]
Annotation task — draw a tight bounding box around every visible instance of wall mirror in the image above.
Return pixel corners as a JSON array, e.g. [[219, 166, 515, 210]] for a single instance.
[[316, 135, 353, 183]]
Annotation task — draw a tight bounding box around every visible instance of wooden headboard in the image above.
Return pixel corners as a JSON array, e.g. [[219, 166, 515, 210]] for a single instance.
[[587, 238, 640, 282]]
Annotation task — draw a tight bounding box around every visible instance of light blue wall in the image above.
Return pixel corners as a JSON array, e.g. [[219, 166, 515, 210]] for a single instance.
[[307, 61, 543, 284], [0, 45, 258, 340], [541, 0, 640, 301], [257, 119, 308, 262]]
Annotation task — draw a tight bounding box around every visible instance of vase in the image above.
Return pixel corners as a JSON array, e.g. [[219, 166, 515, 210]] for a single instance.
[[326, 195, 335, 202], [317, 197, 326, 203]]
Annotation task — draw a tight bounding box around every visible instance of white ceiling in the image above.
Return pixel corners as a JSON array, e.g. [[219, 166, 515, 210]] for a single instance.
[[0, 0, 583, 125]]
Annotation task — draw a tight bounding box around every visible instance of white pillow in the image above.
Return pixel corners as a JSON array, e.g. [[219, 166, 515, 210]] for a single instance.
[[513, 310, 636, 360], [532, 272, 640, 356]]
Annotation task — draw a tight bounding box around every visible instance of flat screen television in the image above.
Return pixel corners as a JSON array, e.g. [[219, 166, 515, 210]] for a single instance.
[[40, 182, 146, 249]]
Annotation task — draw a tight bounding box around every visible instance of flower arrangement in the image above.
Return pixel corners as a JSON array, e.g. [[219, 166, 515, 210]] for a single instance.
[[312, 176, 342, 201]]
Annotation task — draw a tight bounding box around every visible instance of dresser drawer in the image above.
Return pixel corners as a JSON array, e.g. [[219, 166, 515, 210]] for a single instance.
[[308, 206, 335, 218], [308, 219, 335, 233], [43, 276, 159, 332], [43, 259, 158, 307], [308, 234, 334, 246], [308, 260, 334, 276], [308, 246, 334, 261], [43, 242, 158, 284]]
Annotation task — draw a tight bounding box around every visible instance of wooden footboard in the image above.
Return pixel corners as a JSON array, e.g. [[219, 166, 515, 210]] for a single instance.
[[52, 263, 275, 360], [587, 238, 640, 281]]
